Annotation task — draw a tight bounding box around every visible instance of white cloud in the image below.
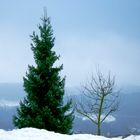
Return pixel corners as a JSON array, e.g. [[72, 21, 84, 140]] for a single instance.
[[0, 27, 34, 83], [0, 24, 140, 88], [56, 31, 140, 87]]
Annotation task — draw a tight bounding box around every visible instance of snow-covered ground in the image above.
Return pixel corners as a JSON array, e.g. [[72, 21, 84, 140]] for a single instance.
[[0, 128, 139, 140]]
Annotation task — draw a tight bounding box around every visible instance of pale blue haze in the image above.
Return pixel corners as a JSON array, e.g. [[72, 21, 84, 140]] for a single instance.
[[0, 0, 140, 87]]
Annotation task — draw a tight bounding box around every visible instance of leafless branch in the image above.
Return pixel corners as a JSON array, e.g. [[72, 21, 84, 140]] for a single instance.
[[75, 70, 120, 135]]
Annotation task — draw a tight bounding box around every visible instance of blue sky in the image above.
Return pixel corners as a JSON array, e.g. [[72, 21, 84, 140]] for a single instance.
[[0, 0, 140, 87]]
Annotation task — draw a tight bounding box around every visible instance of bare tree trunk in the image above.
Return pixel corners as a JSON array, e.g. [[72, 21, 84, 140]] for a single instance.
[[97, 121, 101, 135], [97, 94, 104, 135]]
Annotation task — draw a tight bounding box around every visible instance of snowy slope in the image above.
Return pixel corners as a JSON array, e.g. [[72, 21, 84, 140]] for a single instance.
[[0, 128, 139, 140]]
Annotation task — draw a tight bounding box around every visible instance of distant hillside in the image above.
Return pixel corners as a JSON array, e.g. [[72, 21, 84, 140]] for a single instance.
[[0, 83, 140, 136]]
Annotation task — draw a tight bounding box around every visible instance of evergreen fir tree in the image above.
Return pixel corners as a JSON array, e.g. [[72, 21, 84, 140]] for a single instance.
[[13, 15, 73, 134]]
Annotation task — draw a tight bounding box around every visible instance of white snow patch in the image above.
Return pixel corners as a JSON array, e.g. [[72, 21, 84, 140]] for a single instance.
[[0, 100, 19, 107], [0, 128, 139, 140], [76, 114, 116, 123]]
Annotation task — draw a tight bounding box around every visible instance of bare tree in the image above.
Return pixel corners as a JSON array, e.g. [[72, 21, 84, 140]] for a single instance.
[[75, 70, 119, 135]]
